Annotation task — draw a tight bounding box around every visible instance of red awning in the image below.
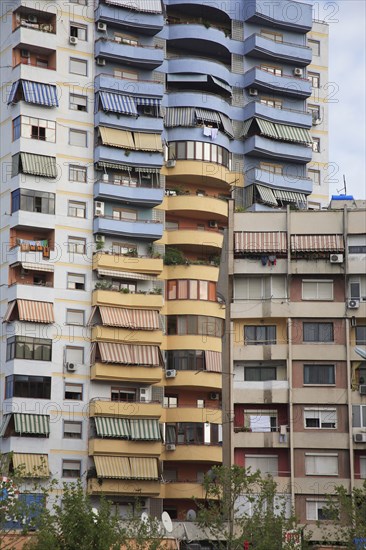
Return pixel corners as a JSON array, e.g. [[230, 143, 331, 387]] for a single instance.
[[234, 232, 287, 253], [205, 351, 222, 373], [3, 300, 54, 323], [291, 234, 344, 252], [99, 307, 160, 329], [98, 342, 163, 366]]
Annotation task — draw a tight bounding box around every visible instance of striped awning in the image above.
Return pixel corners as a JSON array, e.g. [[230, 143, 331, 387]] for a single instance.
[[205, 351, 222, 373], [94, 456, 131, 479], [14, 414, 50, 435], [234, 231, 288, 253], [210, 76, 232, 93], [2, 301, 16, 323], [0, 415, 11, 437], [130, 419, 161, 441], [96, 161, 132, 172], [12, 454, 49, 477], [95, 417, 130, 439], [97, 269, 156, 280], [7, 80, 58, 107], [241, 117, 312, 144], [164, 107, 195, 128], [18, 300, 54, 323], [135, 97, 161, 106], [98, 342, 163, 366], [99, 92, 137, 116], [99, 307, 160, 329], [273, 189, 307, 204], [100, 127, 135, 149], [219, 113, 234, 137], [130, 457, 159, 479], [134, 132, 163, 152], [105, 0, 162, 13], [20, 153, 57, 178], [291, 234, 344, 252], [19, 262, 54, 273], [257, 118, 278, 139], [256, 184, 278, 206], [195, 108, 220, 124]]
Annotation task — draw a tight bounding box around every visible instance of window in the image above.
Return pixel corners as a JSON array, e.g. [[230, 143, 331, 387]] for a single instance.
[[167, 350, 204, 371], [164, 396, 178, 408], [302, 280, 333, 301], [308, 169, 320, 186], [261, 64, 282, 76], [11, 189, 55, 215], [111, 242, 137, 255], [348, 235, 366, 254], [63, 421, 82, 439], [312, 138, 320, 153], [356, 326, 366, 345], [244, 367, 277, 382], [69, 129, 87, 147], [69, 93, 87, 112], [111, 388, 137, 402], [260, 97, 282, 109], [65, 347, 84, 364], [67, 237, 86, 254], [167, 280, 217, 301], [66, 309, 84, 326], [234, 277, 287, 300], [349, 277, 366, 301], [244, 325, 276, 345], [306, 500, 333, 521], [245, 455, 278, 476], [69, 165, 87, 183], [308, 104, 320, 122], [176, 422, 204, 444], [167, 316, 224, 338], [304, 364, 335, 385], [168, 141, 230, 168], [5, 375, 51, 399], [260, 30, 283, 42], [259, 162, 283, 174], [12, 116, 56, 142], [6, 336, 52, 361], [70, 23, 87, 41], [303, 322, 334, 342], [64, 383, 83, 400], [114, 69, 138, 80], [308, 39, 320, 56], [308, 72, 320, 88], [244, 410, 278, 432], [112, 208, 137, 221], [352, 405, 366, 428], [69, 58, 87, 76], [304, 408, 337, 429], [62, 460, 81, 478], [305, 453, 338, 476], [67, 273, 85, 290], [360, 457, 366, 479], [68, 200, 86, 218]]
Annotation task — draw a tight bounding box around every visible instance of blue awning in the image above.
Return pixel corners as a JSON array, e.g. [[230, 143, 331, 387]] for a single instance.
[[135, 97, 161, 107], [7, 80, 58, 106], [99, 92, 137, 116]]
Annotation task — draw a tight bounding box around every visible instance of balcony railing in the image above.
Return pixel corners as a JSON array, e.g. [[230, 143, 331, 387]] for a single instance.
[[166, 17, 231, 37], [94, 214, 161, 224], [96, 178, 163, 189], [96, 37, 163, 50], [14, 59, 55, 70], [14, 20, 55, 33]]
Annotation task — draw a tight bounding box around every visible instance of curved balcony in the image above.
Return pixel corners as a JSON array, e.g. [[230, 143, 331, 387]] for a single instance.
[[162, 194, 228, 220], [89, 439, 162, 456], [244, 67, 312, 99], [89, 399, 162, 418], [158, 229, 224, 250], [163, 407, 222, 424], [96, 38, 164, 70], [243, 0, 313, 33], [244, 101, 312, 128], [93, 253, 163, 276], [165, 127, 232, 152], [161, 444, 222, 463], [161, 159, 243, 187], [95, 145, 163, 170], [244, 135, 312, 164], [167, 25, 232, 56], [162, 300, 225, 319], [88, 478, 161, 496], [95, 111, 164, 134], [166, 0, 234, 24], [95, 4, 164, 35], [91, 363, 163, 384], [92, 289, 163, 309], [233, 430, 289, 448], [164, 370, 222, 391], [244, 167, 313, 194], [162, 335, 221, 353], [94, 181, 164, 207], [167, 58, 234, 87], [162, 264, 219, 282], [95, 74, 164, 97], [93, 216, 163, 240], [91, 326, 163, 345], [244, 34, 312, 66]]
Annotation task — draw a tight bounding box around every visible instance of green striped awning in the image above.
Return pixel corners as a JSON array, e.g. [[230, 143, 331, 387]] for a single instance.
[[94, 456, 131, 479], [0, 415, 11, 437], [256, 185, 278, 206], [275, 124, 312, 145], [14, 414, 50, 435], [164, 107, 195, 127], [241, 119, 253, 137], [195, 108, 220, 124], [20, 153, 57, 178], [130, 419, 161, 441], [219, 113, 234, 137], [95, 417, 130, 438], [96, 161, 132, 172], [273, 189, 307, 203], [257, 118, 278, 139]]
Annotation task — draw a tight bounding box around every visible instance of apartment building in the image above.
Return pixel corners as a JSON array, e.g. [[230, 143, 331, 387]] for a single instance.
[[0, 0, 328, 528], [226, 203, 366, 538]]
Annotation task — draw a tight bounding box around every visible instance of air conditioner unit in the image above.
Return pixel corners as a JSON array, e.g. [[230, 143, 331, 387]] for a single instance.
[[330, 253, 343, 264], [96, 57, 106, 66], [354, 433, 366, 443], [165, 369, 177, 379], [209, 392, 220, 400], [65, 362, 76, 372], [208, 220, 218, 228], [248, 87, 258, 96], [28, 15, 38, 23], [165, 160, 176, 168], [21, 49, 30, 58], [348, 299, 360, 309], [97, 22, 107, 32], [360, 385, 366, 396], [294, 67, 303, 76], [95, 234, 105, 244], [69, 36, 78, 45], [94, 201, 105, 216], [166, 443, 176, 451]]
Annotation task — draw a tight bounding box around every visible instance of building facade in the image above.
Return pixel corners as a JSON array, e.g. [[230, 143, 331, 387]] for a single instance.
[[226, 204, 366, 537]]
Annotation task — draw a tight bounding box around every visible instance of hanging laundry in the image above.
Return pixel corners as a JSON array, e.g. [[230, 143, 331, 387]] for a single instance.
[[203, 126, 212, 137], [261, 256, 268, 266], [268, 255, 277, 266], [211, 127, 218, 140]]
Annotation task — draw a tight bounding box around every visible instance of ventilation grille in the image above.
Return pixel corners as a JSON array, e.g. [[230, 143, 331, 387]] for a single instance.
[[232, 20, 244, 41], [232, 54, 244, 74]]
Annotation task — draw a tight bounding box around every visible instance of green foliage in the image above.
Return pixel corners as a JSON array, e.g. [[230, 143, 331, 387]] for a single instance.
[[163, 247, 188, 266]]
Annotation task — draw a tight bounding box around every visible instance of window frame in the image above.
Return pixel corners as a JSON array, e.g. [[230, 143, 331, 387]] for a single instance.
[[69, 57, 88, 76], [244, 366, 277, 382], [67, 236, 86, 255], [5, 374, 51, 399], [64, 346, 84, 364], [70, 22, 87, 41], [245, 454, 279, 476], [308, 72, 320, 88], [308, 169, 321, 186], [305, 453, 338, 476], [308, 39, 320, 57], [69, 165, 87, 183], [69, 93, 88, 112], [303, 322, 334, 342], [67, 272, 86, 290], [65, 309, 84, 326], [64, 383, 83, 401], [303, 364, 335, 385], [62, 460, 81, 478], [301, 280, 333, 301], [68, 200, 86, 218], [6, 336, 52, 362], [304, 408, 337, 429], [244, 325, 277, 345], [355, 326, 366, 345], [63, 420, 82, 439], [69, 128, 87, 147]]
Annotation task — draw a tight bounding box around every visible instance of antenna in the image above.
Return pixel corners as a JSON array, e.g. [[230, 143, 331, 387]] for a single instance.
[[161, 511, 173, 533], [186, 509, 197, 521], [336, 175, 347, 195]]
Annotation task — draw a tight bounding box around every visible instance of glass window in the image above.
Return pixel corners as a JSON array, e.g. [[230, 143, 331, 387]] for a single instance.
[[5, 375, 51, 399], [260, 30, 283, 42], [245, 455, 278, 475], [66, 309, 84, 326], [111, 388, 137, 402], [304, 364, 335, 385], [302, 280, 333, 300], [305, 454, 338, 476], [6, 336, 52, 361], [304, 409, 337, 429], [69, 58, 87, 76], [356, 326, 366, 345], [244, 325, 276, 345], [62, 460, 81, 478], [308, 169, 320, 186], [63, 421, 82, 439], [64, 383, 83, 400], [69, 93, 87, 111], [69, 165, 87, 182], [70, 23, 87, 41], [67, 273, 85, 290], [167, 350, 204, 371], [69, 129, 87, 147], [306, 500, 332, 521], [308, 72, 320, 88], [12, 189, 55, 214], [303, 322, 333, 342], [12, 116, 21, 140], [68, 200, 86, 218], [261, 64, 282, 76], [244, 367, 277, 381], [67, 236, 86, 254]]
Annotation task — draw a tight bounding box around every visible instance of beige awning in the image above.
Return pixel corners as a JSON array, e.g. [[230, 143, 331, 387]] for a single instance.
[[20, 262, 54, 273], [97, 269, 155, 281], [291, 234, 344, 252], [98, 307, 160, 329], [18, 300, 54, 323], [134, 132, 163, 152], [273, 189, 307, 204], [12, 453, 49, 477], [2, 301, 17, 323], [20, 152, 57, 178], [205, 351, 222, 373], [129, 457, 159, 479], [95, 417, 130, 439], [98, 342, 163, 366], [100, 127, 134, 149], [94, 456, 131, 479], [234, 231, 287, 253]]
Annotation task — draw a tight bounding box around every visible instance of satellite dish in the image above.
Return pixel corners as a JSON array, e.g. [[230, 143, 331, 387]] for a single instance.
[[92, 507, 99, 515], [162, 511, 173, 533], [141, 511, 149, 524], [186, 509, 197, 521]]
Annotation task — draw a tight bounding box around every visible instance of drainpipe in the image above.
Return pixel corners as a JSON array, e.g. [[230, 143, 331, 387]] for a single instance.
[[288, 318, 295, 509]]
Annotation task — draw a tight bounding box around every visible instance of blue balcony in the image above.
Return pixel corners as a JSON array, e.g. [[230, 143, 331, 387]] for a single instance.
[[244, 101, 312, 128], [167, 58, 234, 88], [244, 66, 311, 98], [93, 216, 163, 240], [244, 34, 312, 67], [94, 74, 164, 98], [167, 24, 232, 55], [95, 38, 164, 70], [244, 167, 313, 194], [94, 181, 164, 207], [244, 135, 312, 164], [95, 145, 163, 170], [95, 111, 164, 133], [243, 0, 313, 33], [96, 3, 164, 35]]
